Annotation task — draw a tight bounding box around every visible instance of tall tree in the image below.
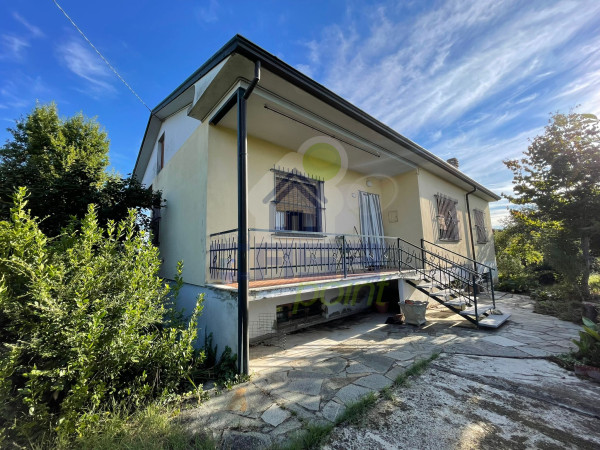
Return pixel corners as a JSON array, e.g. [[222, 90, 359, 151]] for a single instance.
[[505, 111, 600, 298], [0, 103, 161, 236]]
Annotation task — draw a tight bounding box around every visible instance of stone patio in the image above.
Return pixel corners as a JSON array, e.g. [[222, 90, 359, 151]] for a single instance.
[[178, 293, 585, 448]]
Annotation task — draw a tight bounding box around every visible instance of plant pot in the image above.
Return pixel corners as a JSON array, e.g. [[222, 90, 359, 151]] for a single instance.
[[574, 363, 600, 382], [375, 302, 390, 314], [400, 300, 429, 326]]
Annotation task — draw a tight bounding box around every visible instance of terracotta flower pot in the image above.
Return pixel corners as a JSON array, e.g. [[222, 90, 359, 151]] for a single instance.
[[375, 302, 389, 314]]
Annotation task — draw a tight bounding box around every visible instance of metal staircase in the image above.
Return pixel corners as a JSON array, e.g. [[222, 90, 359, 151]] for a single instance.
[[397, 238, 511, 328]]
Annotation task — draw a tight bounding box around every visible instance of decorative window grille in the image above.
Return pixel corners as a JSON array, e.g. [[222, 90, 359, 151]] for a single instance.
[[435, 194, 460, 241], [272, 167, 324, 233], [473, 209, 488, 244]]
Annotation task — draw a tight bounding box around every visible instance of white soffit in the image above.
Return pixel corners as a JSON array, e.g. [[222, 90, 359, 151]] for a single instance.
[[188, 54, 255, 122]]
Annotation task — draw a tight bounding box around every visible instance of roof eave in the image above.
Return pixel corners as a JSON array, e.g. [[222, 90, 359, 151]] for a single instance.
[[135, 35, 501, 201]]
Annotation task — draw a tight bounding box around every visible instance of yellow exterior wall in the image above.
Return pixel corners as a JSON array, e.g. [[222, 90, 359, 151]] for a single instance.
[[416, 169, 496, 266], [206, 126, 386, 235], [152, 121, 209, 286], [380, 170, 423, 246], [152, 122, 497, 286]]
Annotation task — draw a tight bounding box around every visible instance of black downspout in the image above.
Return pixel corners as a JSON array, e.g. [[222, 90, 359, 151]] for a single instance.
[[465, 186, 477, 273], [237, 61, 261, 376]]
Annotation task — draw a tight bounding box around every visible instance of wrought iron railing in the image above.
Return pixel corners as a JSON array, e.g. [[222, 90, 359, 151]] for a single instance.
[[208, 228, 423, 283], [421, 238, 496, 307], [208, 228, 496, 327]]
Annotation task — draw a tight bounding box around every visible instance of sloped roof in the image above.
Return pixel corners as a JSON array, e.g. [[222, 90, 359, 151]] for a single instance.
[[134, 34, 500, 201]]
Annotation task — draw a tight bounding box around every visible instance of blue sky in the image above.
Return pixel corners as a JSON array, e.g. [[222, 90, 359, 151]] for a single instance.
[[1, 0, 600, 226]]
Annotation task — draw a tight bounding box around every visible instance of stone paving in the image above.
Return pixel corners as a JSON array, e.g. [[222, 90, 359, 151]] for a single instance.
[[178, 293, 583, 448]]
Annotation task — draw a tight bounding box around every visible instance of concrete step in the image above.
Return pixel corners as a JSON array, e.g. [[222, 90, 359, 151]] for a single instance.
[[459, 304, 494, 317], [416, 283, 445, 290], [443, 299, 470, 309], [478, 313, 511, 328], [430, 289, 465, 297]]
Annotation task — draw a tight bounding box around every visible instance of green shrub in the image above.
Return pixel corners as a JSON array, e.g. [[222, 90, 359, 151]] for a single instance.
[[572, 318, 600, 367], [531, 283, 582, 323], [589, 273, 600, 295], [0, 188, 204, 443]]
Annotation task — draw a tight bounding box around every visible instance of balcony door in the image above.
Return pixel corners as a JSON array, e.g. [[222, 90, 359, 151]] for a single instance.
[[358, 191, 385, 267]]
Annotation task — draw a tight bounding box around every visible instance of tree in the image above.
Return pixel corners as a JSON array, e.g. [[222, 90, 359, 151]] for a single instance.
[[505, 111, 600, 298], [0, 103, 161, 237]]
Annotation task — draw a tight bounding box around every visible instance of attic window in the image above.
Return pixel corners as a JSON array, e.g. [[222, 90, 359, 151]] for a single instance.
[[157, 133, 165, 173], [473, 209, 488, 244], [273, 168, 324, 233], [435, 194, 460, 241]]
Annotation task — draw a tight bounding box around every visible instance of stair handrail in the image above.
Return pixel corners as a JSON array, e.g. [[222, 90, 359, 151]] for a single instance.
[[397, 237, 480, 279], [396, 240, 478, 321], [396, 237, 482, 294], [421, 238, 494, 271], [421, 238, 496, 309]]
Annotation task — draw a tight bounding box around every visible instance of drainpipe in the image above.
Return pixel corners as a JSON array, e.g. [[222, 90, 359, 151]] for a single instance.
[[237, 60, 261, 376], [465, 186, 477, 272]]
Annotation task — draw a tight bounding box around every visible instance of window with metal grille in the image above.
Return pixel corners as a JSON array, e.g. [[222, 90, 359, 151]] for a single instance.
[[273, 168, 324, 233], [473, 209, 488, 243], [435, 194, 460, 241]]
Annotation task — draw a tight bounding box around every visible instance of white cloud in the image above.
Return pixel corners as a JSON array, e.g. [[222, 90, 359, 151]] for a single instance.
[[57, 39, 115, 94], [196, 0, 219, 23], [295, 64, 314, 78], [13, 12, 44, 38], [297, 0, 600, 227], [0, 35, 29, 60]]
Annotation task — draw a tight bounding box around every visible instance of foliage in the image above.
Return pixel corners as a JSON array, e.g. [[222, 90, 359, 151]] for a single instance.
[[531, 284, 583, 323], [572, 317, 600, 368], [68, 403, 216, 450], [493, 214, 542, 293], [589, 273, 600, 295], [194, 333, 239, 383], [504, 111, 600, 297], [0, 103, 161, 237], [0, 189, 204, 443]]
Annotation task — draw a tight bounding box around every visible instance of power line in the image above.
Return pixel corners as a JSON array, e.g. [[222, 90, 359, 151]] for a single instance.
[[52, 0, 152, 113]]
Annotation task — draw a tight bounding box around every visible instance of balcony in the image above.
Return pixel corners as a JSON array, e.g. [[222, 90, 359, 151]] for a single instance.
[[208, 228, 425, 287]]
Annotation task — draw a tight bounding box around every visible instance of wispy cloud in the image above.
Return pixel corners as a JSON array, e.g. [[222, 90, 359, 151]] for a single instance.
[[0, 75, 50, 112], [13, 12, 44, 38], [56, 39, 115, 95], [0, 12, 45, 61], [196, 0, 219, 23], [299, 0, 600, 226], [0, 34, 29, 60]]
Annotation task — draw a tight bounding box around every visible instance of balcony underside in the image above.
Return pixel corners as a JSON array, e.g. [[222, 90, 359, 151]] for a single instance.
[[208, 269, 420, 300]]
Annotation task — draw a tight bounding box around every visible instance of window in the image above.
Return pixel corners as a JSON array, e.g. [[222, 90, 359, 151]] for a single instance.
[[435, 194, 460, 241], [150, 206, 161, 246], [273, 168, 324, 233], [157, 133, 165, 173], [473, 209, 488, 244]]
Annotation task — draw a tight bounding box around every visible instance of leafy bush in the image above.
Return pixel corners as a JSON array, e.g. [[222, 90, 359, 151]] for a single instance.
[[531, 284, 583, 323], [589, 273, 600, 295], [572, 318, 600, 367], [0, 189, 204, 442]]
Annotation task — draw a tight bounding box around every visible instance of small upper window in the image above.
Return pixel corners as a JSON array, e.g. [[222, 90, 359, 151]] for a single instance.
[[473, 209, 488, 244], [157, 133, 165, 173], [435, 194, 460, 241], [273, 168, 324, 233]]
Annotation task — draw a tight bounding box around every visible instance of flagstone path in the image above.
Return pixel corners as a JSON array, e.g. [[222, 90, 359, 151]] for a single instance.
[[178, 293, 584, 448]]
